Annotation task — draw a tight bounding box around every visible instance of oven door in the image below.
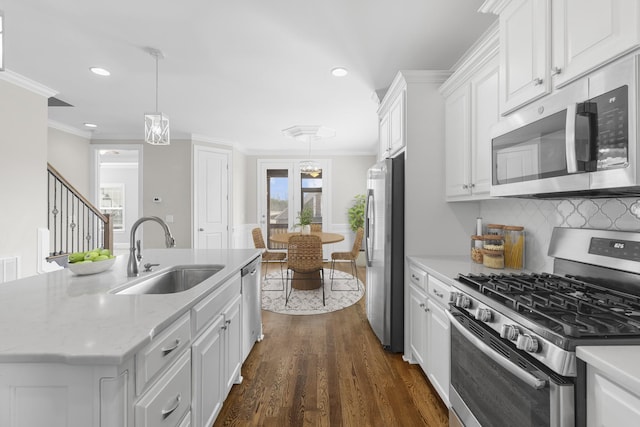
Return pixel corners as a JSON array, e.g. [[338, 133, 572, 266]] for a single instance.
[[447, 308, 575, 427]]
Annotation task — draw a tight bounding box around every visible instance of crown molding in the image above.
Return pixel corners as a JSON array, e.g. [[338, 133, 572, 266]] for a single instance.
[[48, 120, 92, 139], [379, 70, 452, 113], [478, 0, 511, 15], [0, 69, 57, 98]]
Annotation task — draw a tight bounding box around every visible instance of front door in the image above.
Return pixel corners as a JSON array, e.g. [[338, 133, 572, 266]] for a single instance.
[[194, 146, 230, 249]]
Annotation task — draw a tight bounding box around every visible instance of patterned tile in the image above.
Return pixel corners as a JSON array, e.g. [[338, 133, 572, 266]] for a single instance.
[[479, 197, 640, 273]]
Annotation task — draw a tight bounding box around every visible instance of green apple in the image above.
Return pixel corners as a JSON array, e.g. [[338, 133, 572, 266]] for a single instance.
[[68, 252, 86, 263], [99, 249, 111, 257], [84, 251, 99, 261], [94, 255, 109, 262]]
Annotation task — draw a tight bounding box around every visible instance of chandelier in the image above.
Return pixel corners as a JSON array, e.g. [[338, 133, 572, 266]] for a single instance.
[[282, 125, 335, 177], [144, 48, 170, 145]]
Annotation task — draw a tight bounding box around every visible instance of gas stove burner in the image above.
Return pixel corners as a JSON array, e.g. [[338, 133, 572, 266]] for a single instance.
[[457, 272, 640, 339]]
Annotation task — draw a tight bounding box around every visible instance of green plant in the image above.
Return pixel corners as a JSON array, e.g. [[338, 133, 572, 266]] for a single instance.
[[295, 207, 313, 226], [348, 194, 366, 233]]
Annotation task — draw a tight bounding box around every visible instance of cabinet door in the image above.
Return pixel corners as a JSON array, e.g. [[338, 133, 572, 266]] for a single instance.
[[552, 0, 640, 87], [445, 85, 471, 198], [587, 365, 640, 426], [223, 294, 243, 395], [388, 90, 405, 156], [426, 300, 450, 407], [379, 113, 390, 160], [500, 0, 550, 114], [470, 57, 500, 196], [408, 286, 428, 371], [191, 316, 225, 427]]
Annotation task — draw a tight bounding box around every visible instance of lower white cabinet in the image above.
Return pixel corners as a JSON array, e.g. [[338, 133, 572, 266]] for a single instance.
[[192, 315, 225, 427], [134, 350, 191, 427], [406, 260, 451, 407], [586, 364, 640, 426]]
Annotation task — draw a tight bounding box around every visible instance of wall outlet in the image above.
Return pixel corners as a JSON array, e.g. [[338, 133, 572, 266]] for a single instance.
[[153, 196, 162, 203]]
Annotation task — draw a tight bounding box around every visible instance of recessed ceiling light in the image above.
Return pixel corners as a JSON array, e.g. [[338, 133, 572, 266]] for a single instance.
[[331, 67, 348, 77], [90, 67, 111, 76], [84, 123, 98, 128]]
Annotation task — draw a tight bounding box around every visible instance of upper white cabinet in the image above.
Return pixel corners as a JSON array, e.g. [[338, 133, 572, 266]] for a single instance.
[[499, 0, 550, 114], [441, 23, 499, 201], [482, 0, 640, 114], [378, 78, 406, 160], [552, 0, 640, 87]]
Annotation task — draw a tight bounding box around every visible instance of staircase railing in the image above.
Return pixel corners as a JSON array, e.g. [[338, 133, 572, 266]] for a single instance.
[[47, 163, 112, 260]]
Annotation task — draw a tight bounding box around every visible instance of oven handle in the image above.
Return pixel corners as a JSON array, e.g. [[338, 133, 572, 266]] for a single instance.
[[446, 310, 548, 390]]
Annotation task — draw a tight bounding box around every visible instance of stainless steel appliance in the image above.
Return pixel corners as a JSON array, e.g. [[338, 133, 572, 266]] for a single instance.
[[449, 227, 640, 427], [365, 155, 404, 352], [490, 55, 638, 198]]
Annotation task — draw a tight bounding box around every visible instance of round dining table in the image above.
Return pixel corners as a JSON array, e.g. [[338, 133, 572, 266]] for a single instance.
[[269, 231, 344, 290]]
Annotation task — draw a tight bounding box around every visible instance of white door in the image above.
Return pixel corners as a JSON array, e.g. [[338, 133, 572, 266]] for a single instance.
[[194, 146, 230, 249]]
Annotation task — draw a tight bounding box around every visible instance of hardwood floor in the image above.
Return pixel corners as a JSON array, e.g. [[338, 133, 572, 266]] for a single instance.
[[213, 263, 449, 427]]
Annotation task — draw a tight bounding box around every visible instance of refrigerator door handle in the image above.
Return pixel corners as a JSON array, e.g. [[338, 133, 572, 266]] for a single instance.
[[365, 189, 374, 267]]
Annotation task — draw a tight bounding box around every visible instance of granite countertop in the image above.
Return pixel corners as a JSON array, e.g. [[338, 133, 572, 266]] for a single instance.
[[0, 248, 260, 366]]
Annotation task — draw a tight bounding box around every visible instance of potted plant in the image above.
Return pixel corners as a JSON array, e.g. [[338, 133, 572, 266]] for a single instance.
[[348, 194, 366, 266], [295, 207, 313, 234]]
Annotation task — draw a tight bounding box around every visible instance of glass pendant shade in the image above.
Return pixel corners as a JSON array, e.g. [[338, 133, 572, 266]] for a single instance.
[[300, 159, 322, 177], [144, 112, 170, 145]]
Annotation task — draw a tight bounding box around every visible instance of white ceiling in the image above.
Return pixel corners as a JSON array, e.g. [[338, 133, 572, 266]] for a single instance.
[[1, 0, 496, 154]]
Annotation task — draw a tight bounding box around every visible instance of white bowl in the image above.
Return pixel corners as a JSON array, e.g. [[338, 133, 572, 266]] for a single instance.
[[68, 257, 116, 276]]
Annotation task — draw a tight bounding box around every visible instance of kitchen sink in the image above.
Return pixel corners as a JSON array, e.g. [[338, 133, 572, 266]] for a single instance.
[[115, 264, 224, 294]]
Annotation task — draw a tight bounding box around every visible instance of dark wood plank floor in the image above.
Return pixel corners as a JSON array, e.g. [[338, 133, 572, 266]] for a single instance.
[[213, 263, 449, 427]]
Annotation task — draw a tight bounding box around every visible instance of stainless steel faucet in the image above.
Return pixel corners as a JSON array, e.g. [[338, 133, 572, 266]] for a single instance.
[[127, 216, 176, 277]]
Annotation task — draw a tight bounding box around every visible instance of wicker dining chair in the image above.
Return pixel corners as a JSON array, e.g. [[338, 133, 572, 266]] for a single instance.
[[310, 223, 322, 232], [286, 234, 325, 306], [251, 228, 286, 287], [329, 227, 364, 291]]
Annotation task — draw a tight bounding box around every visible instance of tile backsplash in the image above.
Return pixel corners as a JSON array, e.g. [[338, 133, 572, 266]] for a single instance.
[[480, 197, 640, 272]]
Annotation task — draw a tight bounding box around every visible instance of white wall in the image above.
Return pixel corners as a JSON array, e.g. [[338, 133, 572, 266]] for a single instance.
[[0, 79, 49, 278], [47, 128, 90, 195]]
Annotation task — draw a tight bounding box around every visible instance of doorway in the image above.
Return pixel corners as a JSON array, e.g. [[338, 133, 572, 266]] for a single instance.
[[90, 145, 142, 255]]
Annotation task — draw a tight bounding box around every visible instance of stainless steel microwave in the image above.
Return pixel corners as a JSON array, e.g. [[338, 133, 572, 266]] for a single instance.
[[490, 55, 639, 198]]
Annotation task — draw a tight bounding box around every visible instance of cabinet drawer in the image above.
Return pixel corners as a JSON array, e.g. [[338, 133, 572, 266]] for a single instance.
[[192, 273, 241, 335], [135, 350, 191, 427], [136, 313, 191, 395], [409, 265, 427, 292], [428, 275, 451, 309], [178, 411, 191, 427]]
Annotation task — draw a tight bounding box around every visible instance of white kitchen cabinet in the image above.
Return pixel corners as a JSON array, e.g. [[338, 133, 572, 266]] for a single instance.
[[441, 23, 499, 201], [551, 0, 640, 88], [499, 0, 550, 114], [586, 363, 640, 426], [482, 0, 640, 114], [378, 85, 406, 160], [405, 260, 451, 407], [192, 316, 225, 427], [222, 294, 243, 394], [408, 285, 428, 369]]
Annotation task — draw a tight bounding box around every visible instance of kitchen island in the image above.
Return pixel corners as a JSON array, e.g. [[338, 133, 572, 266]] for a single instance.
[[0, 248, 261, 427]]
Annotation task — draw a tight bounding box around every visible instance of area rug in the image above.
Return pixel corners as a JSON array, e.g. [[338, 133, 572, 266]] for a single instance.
[[261, 268, 364, 315]]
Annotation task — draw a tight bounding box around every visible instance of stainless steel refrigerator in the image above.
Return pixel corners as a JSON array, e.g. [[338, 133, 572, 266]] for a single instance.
[[365, 155, 404, 353]]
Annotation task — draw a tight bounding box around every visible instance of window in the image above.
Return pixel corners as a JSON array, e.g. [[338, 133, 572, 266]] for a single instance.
[[301, 171, 322, 224], [100, 184, 125, 231]]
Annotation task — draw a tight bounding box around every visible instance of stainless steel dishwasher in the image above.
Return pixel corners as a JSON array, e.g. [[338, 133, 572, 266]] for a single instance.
[[241, 256, 262, 360]]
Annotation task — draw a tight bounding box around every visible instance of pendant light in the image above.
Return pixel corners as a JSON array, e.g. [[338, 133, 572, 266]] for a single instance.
[[282, 125, 335, 177], [144, 48, 170, 145]]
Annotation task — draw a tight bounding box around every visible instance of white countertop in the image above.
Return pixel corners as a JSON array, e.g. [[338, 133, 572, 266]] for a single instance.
[[407, 254, 528, 286], [0, 248, 260, 366], [577, 346, 640, 394]]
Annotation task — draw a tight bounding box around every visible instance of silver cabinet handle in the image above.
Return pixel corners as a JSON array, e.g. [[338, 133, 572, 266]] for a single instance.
[[221, 325, 227, 331], [433, 289, 444, 299], [199, 228, 204, 231], [447, 311, 547, 390], [462, 184, 469, 190], [419, 303, 426, 308], [161, 393, 181, 419], [161, 339, 180, 356], [225, 319, 231, 325], [469, 183, 475, 188], [533, 77, 543, 86], [551, 66, 562, 76]]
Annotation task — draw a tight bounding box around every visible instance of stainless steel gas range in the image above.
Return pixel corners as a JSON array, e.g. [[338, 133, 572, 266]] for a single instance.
[[448, 227, 640, 427]]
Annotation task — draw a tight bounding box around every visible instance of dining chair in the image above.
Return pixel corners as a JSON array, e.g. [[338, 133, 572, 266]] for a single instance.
[[285, 234, 325, 306], [251, 227, 286, 287], [310, 223, 322, 232], [329, 227, 363, 291]]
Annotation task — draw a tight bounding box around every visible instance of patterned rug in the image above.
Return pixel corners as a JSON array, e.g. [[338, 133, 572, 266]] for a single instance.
[[261, 268, 364, 315]]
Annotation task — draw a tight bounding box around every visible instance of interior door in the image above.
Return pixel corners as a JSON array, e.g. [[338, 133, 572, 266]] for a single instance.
[[194, 146, 230, 249]]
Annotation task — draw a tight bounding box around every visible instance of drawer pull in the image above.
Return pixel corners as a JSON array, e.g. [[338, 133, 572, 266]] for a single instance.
[[225, 319, 231, 325], [433, 289, 444, 299], [161, 393, 181, 419], [161, 339, 180, 356]]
